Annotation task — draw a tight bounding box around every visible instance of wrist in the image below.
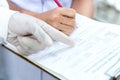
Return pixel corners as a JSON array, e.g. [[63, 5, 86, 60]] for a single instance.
[[34, 13, 48, 23]]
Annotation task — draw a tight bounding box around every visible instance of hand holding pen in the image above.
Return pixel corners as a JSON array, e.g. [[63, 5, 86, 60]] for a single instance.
[[35, 0, 76, 35]]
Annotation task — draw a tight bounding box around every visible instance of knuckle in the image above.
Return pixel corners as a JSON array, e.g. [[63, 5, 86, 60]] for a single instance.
[[69, 8, 76, 13], [51, 15, 59, 23], [69, 9, 76, 17], [52, 14, 58, 20], [72, 9, 76, 13]]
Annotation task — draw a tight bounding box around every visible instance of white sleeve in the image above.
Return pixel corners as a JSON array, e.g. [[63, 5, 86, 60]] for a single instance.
[[0, 0, 16, 40]]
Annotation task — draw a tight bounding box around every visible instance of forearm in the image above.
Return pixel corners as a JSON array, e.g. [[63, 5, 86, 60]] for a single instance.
[[71, 0, 94, 18], [7, 0, 22, 12], [7, 0, 39, 18]]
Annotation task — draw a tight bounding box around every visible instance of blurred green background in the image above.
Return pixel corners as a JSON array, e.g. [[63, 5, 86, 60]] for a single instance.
[[94, 0, 120, 25]]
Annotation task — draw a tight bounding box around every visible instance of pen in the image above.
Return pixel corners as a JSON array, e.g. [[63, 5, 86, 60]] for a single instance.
[[54, 0, 63, 7]]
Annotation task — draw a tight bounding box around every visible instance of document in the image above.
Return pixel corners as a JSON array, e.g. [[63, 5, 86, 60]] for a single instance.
[[2, 14, 120, 80], [27, 14, 120, 80]]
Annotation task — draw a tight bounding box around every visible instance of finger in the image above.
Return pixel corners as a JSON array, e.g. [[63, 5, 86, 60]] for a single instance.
[[57, 23, 75, 35], [55, 23, 74, 35], [59, 16, 76, 27], [18, 36, 48, 51], [39, 22, 75, 46], [7, 37, 19, 46], [32, 23, 53, 47], [17, 36, 51, 55], [60, 8, 76, 18]]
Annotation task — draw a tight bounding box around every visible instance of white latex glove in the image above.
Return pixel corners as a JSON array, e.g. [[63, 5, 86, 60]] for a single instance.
[[8, 12, 74, 55]]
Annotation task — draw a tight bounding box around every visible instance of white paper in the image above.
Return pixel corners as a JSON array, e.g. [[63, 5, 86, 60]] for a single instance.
[[28, 14, 120, 80]]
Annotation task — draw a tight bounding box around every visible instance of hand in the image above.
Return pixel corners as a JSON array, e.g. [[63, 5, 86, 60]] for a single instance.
[[8, 12, 74, 55], [35, 8, 76, 35]]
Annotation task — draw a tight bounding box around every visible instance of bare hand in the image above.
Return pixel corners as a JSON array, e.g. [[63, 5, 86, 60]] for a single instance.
[[35, 8, 76, 35]]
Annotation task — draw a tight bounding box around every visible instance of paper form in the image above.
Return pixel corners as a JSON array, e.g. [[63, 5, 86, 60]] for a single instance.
[[28, 14, 120, 80]]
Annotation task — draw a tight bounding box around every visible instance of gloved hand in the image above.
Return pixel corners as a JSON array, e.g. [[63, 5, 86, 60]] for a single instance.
[[7, 12, 74, 55]]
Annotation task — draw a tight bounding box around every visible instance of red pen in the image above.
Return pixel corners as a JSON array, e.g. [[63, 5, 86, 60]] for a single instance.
[[54, 0, 63, 7]]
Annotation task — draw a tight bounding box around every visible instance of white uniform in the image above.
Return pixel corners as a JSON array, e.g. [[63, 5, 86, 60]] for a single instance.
[[0, 0, 16, 39], [11, 0, 73, 13]]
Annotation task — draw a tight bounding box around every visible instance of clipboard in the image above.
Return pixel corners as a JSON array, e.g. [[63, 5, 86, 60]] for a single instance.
[[1, 39, 120, 80], [1, 14, 120, 80], [1, 38, 120, 80], [0, 37, 60, 80]]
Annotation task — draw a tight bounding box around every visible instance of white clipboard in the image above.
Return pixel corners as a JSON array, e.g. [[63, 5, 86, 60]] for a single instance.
[[1, 38, 120, 80]]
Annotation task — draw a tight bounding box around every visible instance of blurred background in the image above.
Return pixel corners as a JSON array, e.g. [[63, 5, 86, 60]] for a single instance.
[[1, 0, 120, 80], [94, 0, 120, 25]]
